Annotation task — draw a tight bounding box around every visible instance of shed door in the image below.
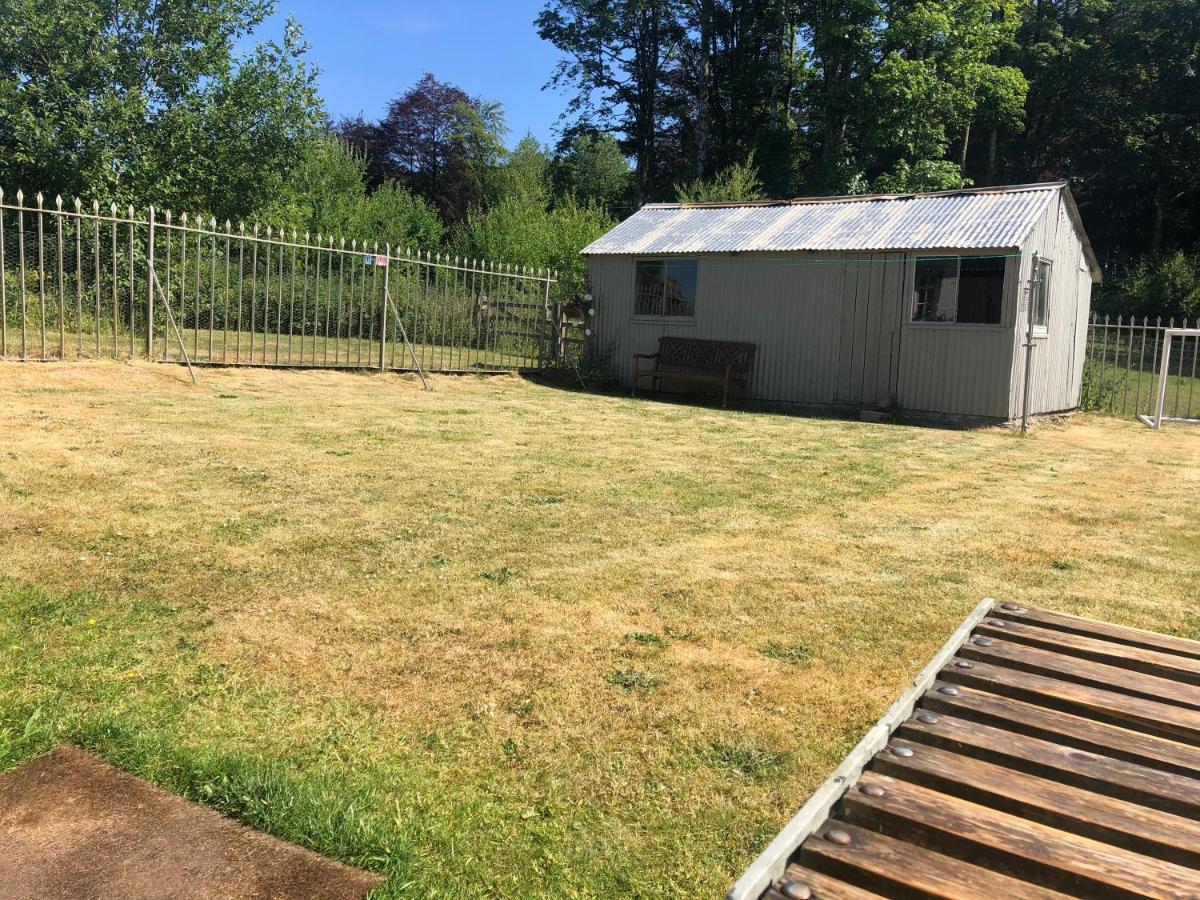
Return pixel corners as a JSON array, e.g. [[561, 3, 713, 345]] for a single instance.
[[834, 255, 905, 407]]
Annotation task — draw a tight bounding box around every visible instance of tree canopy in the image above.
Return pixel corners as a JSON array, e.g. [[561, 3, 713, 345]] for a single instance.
[[0, 0, 323, 220], [1, 0, 1196, 313], [537, 0, 1200, 278]]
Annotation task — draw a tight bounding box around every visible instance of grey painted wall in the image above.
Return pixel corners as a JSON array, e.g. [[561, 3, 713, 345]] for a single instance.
[[585, 194, 1093, 421]]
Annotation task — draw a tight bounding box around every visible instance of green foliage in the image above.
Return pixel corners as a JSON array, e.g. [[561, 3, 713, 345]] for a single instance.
[[1096, 252, 1200, 321], [549, 133, 633, 214], [872, 159, 970, 193], [455, 136, 613, 298], [256, 137, 442, 251], [757, 641, 811, 664], [701, 741, 790, 779], [605, 669, 662, 691], [1079, 358, 1119, 412], [675, 155, 766, 204], [0, 2, 323, 220], [624, 631, 666, 647]]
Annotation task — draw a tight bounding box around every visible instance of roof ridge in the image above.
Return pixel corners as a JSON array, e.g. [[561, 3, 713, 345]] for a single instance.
[[643, 181, 1066, 211]]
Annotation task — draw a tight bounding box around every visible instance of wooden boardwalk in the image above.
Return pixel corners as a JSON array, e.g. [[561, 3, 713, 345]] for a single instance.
[[730, 600, 1200, 899]]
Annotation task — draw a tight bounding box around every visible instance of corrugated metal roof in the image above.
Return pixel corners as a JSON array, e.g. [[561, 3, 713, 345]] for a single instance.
[[582, 183, 1063, 256]]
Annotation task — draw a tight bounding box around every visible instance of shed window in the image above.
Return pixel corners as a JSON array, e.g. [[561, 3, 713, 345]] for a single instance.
[[1033, 258, 1051, 330], [911, 256, 1005, 325], [635, 259, 697, 317]]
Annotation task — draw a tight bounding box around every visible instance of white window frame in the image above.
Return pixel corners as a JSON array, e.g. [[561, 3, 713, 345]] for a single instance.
[[907, 253, 1009, 330], [1032, 256, 1052, 336]]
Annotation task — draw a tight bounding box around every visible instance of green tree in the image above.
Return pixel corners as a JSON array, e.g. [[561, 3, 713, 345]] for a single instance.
[[1097, 252, 1200, 321], [549, 133, 633, 213], [336, 74, 507, 226], [256, 137, 442, 251], [675, 154, 766, 202], [1010, 0, 1200, 263], [455, 136, 613, 297], [0, 1, 323, 220], [537, 0, 688, 204], [861, 0, 1026, 191]]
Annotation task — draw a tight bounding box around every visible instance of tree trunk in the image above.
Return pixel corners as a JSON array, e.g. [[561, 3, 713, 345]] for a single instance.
[[959, 121, 971, 172], [696, 0, 713, 177], [1152, 192, 1164, 256], [986, 127, 997, 184]]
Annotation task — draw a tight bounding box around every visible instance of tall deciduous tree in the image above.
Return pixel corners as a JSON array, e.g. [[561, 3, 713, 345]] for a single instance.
[[537, 0, 688, 204], [0, 0, 323, 219], [549, 132, 633, 214], [337, 74, 506, 226]]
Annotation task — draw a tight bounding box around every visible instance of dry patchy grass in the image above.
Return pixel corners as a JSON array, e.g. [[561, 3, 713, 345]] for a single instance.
[[1, 359, 1198, 896]]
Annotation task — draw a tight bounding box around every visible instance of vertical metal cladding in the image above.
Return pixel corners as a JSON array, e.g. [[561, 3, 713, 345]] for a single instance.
[[585, 183, 1098, 421]]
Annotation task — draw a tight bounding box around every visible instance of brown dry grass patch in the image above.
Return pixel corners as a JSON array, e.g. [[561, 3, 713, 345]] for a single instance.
[[1, 359, 1197, 896]]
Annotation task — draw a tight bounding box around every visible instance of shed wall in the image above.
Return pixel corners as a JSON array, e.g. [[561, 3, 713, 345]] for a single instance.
[[893, 252, 1021, 419], [1007, 194, 1094, 417], [588, 251, 1020, 418]]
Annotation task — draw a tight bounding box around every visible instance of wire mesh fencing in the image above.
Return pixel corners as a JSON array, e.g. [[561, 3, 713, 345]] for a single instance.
[[1084, 315, 1200, 420], [0, 189, 558, 374]]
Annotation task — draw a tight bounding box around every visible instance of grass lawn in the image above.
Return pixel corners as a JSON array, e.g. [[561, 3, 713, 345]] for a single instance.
[[3, 326, 537, 372], [1, 360, 1198, 897], [1085, 360, 1200, 419]]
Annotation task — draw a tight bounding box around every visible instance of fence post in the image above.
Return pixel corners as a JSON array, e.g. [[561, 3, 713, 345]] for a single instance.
[[380, 243, 389, 371], [540, 269, 552, 369], [147, 206, 155, 360]]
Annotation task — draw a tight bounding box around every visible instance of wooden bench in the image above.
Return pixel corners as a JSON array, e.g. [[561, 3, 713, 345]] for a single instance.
[[632, 336, 756, 407]]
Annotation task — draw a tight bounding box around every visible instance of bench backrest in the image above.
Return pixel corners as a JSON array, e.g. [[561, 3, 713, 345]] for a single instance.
[[657, 336, 756, 373]]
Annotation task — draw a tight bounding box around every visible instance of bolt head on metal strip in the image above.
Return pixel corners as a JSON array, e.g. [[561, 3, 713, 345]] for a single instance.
[[780, 881, 813, 899], [824, 828, 852, 845], [890, 745, 914, 757], [1000, 603, 1027, 612], [954, 660, 974, 669], [938, 685, 960, 696], [917, 712, 940, 724], [987, 619, 1007, 627], [859, 782, 886, 797], [973, 637, 994, 646]]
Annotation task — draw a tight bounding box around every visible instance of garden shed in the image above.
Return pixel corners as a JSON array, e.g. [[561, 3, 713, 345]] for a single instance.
[[582, 182, 1102, 423]]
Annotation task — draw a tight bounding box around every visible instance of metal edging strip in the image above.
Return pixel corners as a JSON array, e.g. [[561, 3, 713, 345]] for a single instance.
[[725, 596, 997, 900]]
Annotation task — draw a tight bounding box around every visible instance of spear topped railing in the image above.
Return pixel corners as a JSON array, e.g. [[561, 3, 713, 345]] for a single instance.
[[0, 187, 559, 374]]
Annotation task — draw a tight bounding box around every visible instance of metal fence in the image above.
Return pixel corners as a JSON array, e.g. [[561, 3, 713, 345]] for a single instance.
[[1084, 315, 1200, 420], [0, 189, 558, 374]]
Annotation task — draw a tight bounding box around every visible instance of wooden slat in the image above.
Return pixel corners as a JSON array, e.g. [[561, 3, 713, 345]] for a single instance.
[[989, 605, 1200, 661], [975, 617, 1200, 685], [920, 681, 1200, 778], [845, 772, 1200, 897], [940, 657, 1200, 744], [871, 736, 1200, 867], [800, 820, 1070, 900], [957, 637, 1200, 711], [897, 708, 1200, 818], [764, 865, 887, 900]]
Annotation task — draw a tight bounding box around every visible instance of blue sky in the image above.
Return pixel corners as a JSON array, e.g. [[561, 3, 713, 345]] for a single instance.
[[252, 1, 569, 149]]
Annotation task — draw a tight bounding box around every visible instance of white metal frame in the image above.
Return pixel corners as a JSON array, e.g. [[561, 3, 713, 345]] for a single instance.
[[1139, 327, 1200, 430], [725, 598, 996, 900]]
